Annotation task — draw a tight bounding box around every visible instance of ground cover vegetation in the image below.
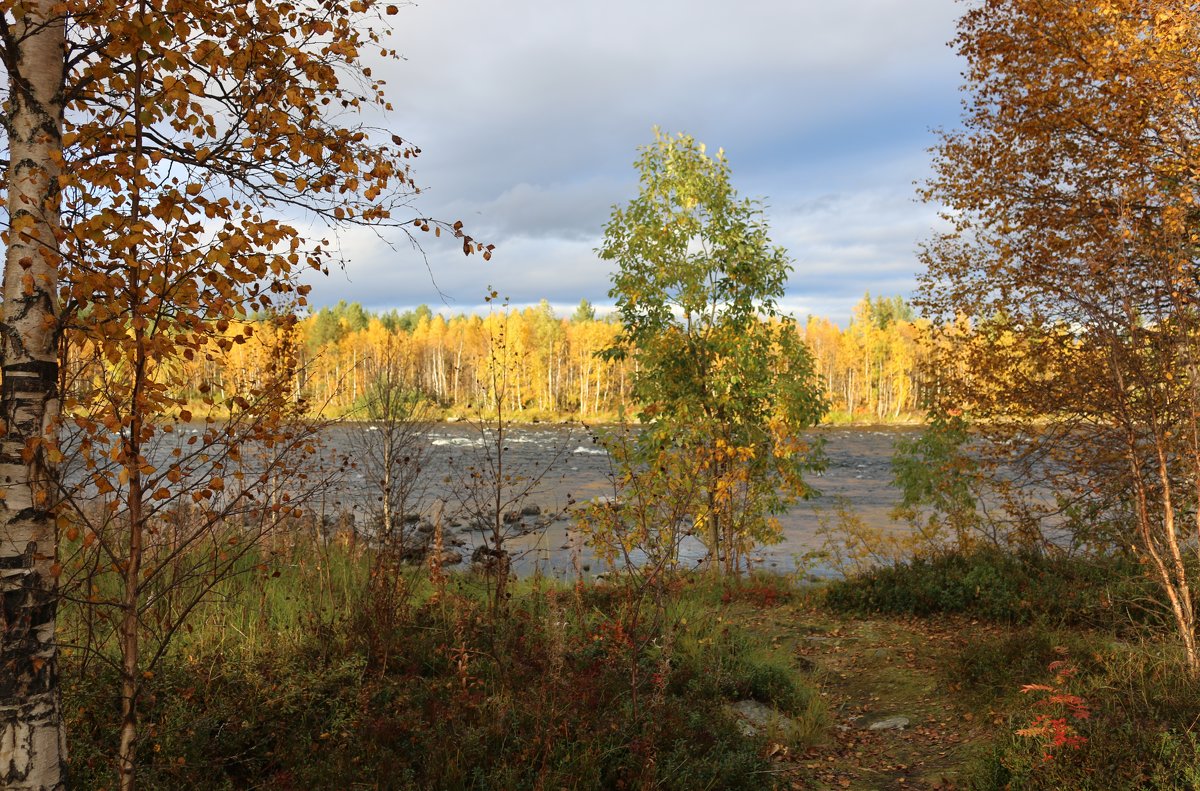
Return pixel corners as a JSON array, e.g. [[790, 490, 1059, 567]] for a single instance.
[[59, 540, 828, 790], [49, 537, 1200, 791]]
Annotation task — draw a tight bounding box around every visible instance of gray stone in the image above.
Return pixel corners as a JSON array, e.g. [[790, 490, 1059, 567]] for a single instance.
[[726, 700, 796, 738], [867, 716, 910, 731], [471, 545, 509, 574]]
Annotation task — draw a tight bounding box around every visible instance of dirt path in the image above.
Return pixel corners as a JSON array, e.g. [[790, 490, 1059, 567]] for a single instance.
[[742, 603, 1001, 790]]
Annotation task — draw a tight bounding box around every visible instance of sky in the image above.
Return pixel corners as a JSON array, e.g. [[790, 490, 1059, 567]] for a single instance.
[[301, 0, 967, 326]]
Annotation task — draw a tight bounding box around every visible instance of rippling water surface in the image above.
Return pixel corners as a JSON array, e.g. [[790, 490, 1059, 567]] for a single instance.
[[65, 420, 920, 577], [320, 423, 923, 577]]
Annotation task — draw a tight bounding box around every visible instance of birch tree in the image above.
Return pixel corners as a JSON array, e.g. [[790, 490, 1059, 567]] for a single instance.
[[921, 0, 1200, 670], [0, 0, 485, 785], [0, 0, 66, 787], [598, 130, 827, 574]]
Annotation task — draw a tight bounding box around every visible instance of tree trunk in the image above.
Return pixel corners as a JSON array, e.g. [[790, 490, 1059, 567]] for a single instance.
[[707, 486, 720, 574], [118, 481, 144, 791], [0, 2, 67, 788]]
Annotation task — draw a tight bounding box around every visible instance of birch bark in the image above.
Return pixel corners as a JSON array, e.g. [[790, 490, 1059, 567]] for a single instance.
[[0, 1, 67, 788]]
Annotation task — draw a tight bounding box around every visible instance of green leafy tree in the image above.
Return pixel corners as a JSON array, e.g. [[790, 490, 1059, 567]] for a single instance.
[[571, 298, 596, 323], [597, 130, 827, 574]]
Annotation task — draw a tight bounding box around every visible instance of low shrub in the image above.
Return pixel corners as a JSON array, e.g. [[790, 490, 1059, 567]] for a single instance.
[[951, 627, 1103, 699], [966, 642, 1200, 790], [823, 548, 1163, 631], [62, 558, 823, 790]]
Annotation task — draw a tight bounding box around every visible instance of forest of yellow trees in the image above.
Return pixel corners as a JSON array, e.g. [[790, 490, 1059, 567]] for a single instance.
[[73, 293, 931, 422]]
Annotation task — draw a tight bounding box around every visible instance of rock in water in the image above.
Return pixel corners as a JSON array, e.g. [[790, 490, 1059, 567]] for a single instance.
[[471, 545, 510, 574]]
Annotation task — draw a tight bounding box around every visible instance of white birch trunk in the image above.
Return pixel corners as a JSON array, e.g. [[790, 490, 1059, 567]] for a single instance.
[[0, 1, 67, 788]]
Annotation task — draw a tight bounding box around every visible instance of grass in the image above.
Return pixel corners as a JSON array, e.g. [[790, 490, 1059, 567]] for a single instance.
[[61, 542, 825, 790], [57, 538, 1200, 790], [960, 635, 1200, 790], [822, 547, 1165, 631], [824, 546, 1200, 790]]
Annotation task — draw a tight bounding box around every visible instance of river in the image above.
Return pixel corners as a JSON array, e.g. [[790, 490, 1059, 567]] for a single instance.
[[322, 422, 923, 577]]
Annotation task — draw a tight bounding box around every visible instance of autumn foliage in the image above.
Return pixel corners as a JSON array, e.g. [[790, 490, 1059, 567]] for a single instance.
[[69, 294, 932, 422], [921, 0, 1200, 670], [2, 0, 488, 786]]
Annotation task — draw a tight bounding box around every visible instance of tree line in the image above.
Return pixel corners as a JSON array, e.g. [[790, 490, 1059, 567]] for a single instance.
[[94, 293, 931, 421]]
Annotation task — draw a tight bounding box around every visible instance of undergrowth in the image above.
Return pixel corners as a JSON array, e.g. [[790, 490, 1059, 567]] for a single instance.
[[825, 546, 1200, 789], [822, 548, 1163, 631], [61, 544, 823, 790], [960, 635, 1200, 790]]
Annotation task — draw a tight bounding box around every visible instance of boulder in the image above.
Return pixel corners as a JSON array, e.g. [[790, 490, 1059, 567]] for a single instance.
[[471, 545, 510, 574], [437, 550, 463, 566], [867, 716, 910, 731], [726, 700, 797, 739]]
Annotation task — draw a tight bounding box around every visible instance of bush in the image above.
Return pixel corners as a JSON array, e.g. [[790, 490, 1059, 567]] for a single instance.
[[823, 548, 1163, 631], [62, 553, 823, 790], [966, 642, 1200, 790]]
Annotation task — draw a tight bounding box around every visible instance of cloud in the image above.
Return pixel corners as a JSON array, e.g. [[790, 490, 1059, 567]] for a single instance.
[[442, 178, 629, 242], [301, 0, 968, 326], [305, 183, 947, 327]]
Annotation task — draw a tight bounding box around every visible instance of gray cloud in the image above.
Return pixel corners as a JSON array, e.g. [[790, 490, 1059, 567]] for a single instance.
[[302, 0, 966, 326]]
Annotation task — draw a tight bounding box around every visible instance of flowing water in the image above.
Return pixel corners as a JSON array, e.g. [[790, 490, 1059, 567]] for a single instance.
[[323, 422, 924, 577], [66, 419, 921, 577]]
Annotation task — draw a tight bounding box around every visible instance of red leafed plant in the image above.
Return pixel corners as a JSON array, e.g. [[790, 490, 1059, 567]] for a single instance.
[[1015, 649, 1091, 762]]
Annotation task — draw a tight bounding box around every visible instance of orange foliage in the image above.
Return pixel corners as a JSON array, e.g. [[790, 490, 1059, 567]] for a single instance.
[[139, 294, 931, 421]]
